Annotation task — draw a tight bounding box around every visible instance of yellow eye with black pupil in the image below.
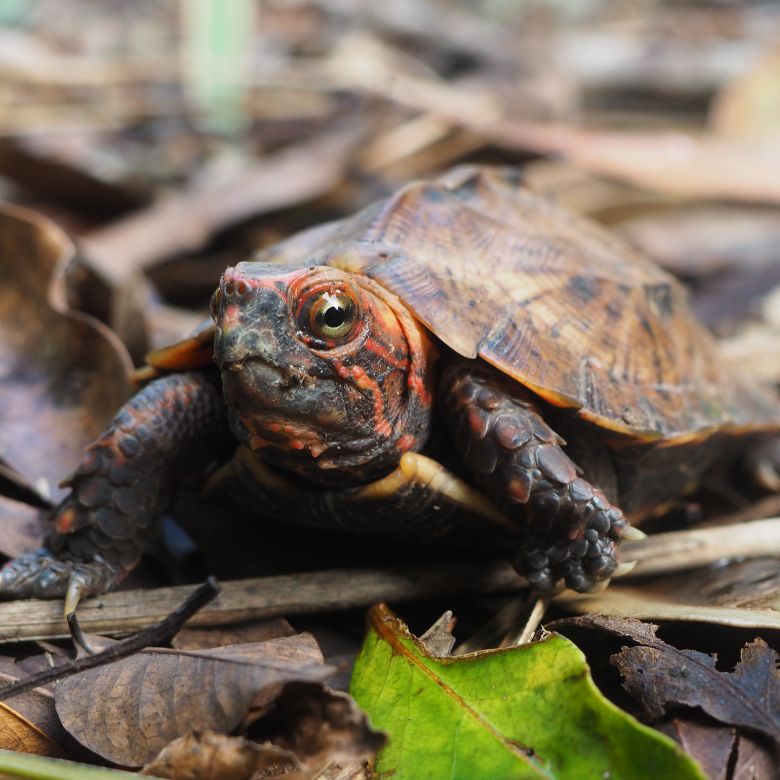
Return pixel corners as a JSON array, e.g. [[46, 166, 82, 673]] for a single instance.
[[310, 292, 356, 340]]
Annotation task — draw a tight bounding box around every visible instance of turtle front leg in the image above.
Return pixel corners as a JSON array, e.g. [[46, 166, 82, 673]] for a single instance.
[[0, 371, 228, 610], [443, 362, 640, 595]]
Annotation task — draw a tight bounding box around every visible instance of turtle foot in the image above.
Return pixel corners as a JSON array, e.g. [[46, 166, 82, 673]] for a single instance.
[[513, 489, 634, 595], [0, 549, 123, 613]]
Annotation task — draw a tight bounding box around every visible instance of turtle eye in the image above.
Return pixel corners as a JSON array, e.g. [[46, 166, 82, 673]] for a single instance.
[[308, 291, 357, 341]]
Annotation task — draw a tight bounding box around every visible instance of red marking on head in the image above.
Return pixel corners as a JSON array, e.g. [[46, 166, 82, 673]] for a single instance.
[[408, 371, 432, 407], [223, 304, 241, 327], [397, 433, 416, 451], [55, 507, 77, 534], [363, 336, 408, 370]]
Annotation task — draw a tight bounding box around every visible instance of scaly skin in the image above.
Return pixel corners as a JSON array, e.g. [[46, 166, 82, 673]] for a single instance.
[[443, 362, 629, 594], [0, 371, 228, 605]]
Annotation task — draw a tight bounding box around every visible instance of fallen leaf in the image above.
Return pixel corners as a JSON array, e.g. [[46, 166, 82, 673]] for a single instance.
[[318, 33, 780, 204], [418, 610, 456, 657], [171, 618, 296, 651], [350, 604, 704, 779], [79, 129, 360, 287], [0, 203, 131, 504], [247, 681, 385, 770], [0, 496, 49, 559], [732, 733, 780, 779], [711, 43, 780, 140], [658, 718, 735, 780], [558, 615, 780, 751], [555, 557, 780, 631], [0, 656, 67, 757], [0, 702, 64, 757], [55, 633, 331, 767], [0, 132, 149, 218], [140, 731, 301, 780]]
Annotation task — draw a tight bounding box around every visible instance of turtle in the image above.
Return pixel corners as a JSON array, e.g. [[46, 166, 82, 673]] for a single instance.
[[2, 165, 780, 612]]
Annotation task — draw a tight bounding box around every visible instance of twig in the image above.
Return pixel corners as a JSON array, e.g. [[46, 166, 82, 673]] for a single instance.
[[0, 577, 220, 702], [621, 516, 780, 576], [501, 597, 548, 647], [0, 518, 778, 645], [0, 560, 525, 644]]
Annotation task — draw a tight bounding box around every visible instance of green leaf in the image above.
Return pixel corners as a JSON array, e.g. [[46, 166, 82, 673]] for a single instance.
[[350, 604, 706, 780]]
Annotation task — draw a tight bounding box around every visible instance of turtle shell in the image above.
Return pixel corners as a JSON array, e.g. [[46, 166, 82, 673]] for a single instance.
[[152, 166, 780, 442]]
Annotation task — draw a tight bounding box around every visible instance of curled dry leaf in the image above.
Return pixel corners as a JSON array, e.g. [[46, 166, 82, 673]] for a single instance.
[[140, 731, 301, 780], [0, 203, 131, 504], [418, 610, 456, 657], [556, 615, 780, 751], [55, 633, 331, 767], [247, 681, 386, 770], [139, 681, 384, 779]]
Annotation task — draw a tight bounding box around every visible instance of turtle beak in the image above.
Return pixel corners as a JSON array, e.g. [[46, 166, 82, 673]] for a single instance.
[[212, 269, 287, 367]]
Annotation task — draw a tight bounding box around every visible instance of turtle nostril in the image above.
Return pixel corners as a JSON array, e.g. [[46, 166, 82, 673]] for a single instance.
[[223, 278, 251, 300]]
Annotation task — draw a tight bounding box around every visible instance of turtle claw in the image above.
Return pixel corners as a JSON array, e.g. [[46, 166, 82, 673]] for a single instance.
[[613, 560, 638, 577], [1, 549, 122, 614], [586, 577, 611, 594], [621, 526, 647, 541]]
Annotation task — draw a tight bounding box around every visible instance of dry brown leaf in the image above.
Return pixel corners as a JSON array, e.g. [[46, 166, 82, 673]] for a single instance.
[[732, 733, 780, 779], [556, 555, 780, 630], [0, 203, 131, 504], [172, 618, 296, 652], [418, 610, 456, 657], [55, 634, 330, 767], [720, 323, 780, 386], [556, 585, 780, 631], [80, 129, 360, 287], [0, 496, 49, 559], [246, 682, 386, 770], [0, 657, 67, 757], [555, 615, 780, 749], [0, 702, 64, 757], [140, 731, 301, 780], [658, 718, 735, 780], [317, 33, 780, 203], [0, 133, 149, 218], [711, 42, 780, 140]]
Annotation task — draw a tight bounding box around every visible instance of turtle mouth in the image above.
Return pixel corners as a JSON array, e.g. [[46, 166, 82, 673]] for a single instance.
[[220, 355, 311, 391]]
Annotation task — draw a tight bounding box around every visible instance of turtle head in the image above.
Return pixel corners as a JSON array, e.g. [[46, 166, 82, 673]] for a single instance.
[[211, 261, 433, 485]]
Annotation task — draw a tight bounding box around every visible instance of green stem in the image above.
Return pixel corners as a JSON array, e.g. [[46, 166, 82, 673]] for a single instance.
[[0, 750, 137, 780]]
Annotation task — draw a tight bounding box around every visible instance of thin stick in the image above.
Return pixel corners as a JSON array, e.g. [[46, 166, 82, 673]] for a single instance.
[[621, 516, 780, 576], [0, 517, 778, 645], [0, 577, 220, 702], [0, 560, 525, 644], [501, 597, 548, 647]]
